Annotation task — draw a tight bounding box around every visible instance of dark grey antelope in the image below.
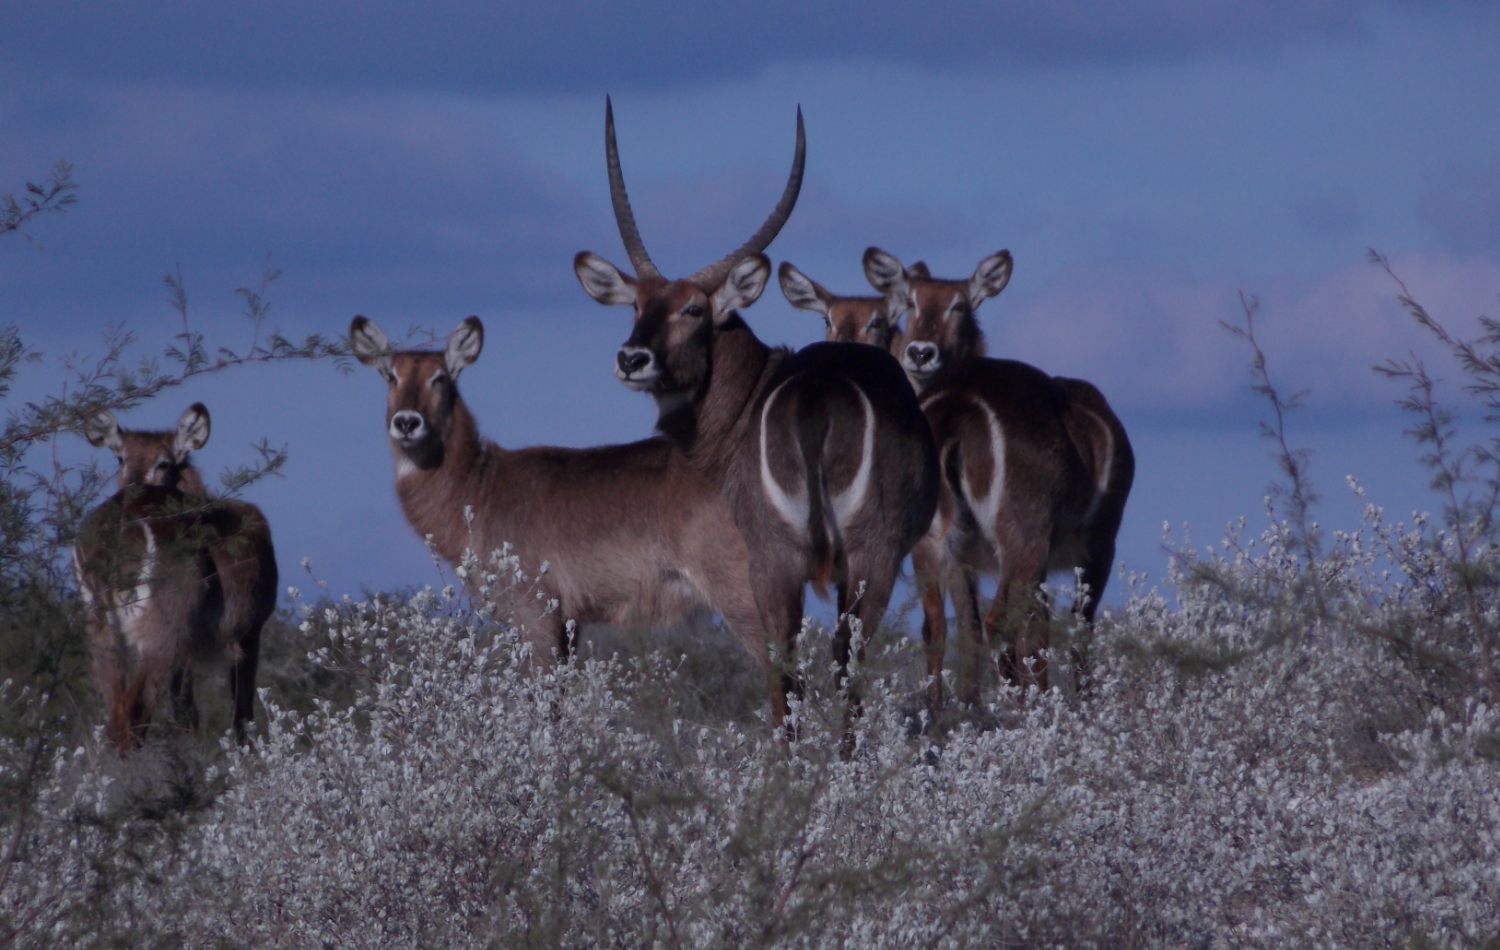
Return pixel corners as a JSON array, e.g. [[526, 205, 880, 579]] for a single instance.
[[858, 247, 1134, 707], [348, 315, 774, 689], [74, 404, 277, 752], [574, 100, 939, 731]]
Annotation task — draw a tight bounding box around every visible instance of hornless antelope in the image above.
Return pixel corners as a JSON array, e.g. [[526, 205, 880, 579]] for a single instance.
[[860, 247, 1134, 707], [347, 315, 772, 687], [74, 403, 277, 751], [574, 101, 939, 731], [777, 261, 906, 351]]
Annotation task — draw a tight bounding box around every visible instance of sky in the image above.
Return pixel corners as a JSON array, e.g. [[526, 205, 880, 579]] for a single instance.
[[3, 0, 1499, 615]]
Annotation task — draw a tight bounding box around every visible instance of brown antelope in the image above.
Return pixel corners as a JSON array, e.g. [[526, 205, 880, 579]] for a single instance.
[[347, 315, 775, 691], [74, 403, 277, 751], [777, 261, 906, 351], [573, 100, 940, 733], [856, 247, 1134, 708]]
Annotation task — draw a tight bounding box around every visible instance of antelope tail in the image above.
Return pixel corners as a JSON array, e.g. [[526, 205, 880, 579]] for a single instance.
[[797, 415, 842, 598]]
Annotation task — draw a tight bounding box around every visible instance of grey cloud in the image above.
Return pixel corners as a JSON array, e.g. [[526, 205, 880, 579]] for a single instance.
[[0, 79, 981, 342], [0, 85, 605, 323], [2, 0, 1364, 95]]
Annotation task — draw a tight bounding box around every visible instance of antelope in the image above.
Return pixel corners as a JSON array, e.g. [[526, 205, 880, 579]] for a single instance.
[[74, 403, 277, 752], [573, 100, 940, 733], [776, 261, 906, 351], [347, 315, 774, 693], [852, 247, 1134, 708]]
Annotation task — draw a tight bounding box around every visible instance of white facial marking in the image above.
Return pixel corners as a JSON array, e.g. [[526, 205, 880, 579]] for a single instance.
[[832, 383, 875, 526], [902, 341, 941, 382], [615, 345, 660, 391], [389, 410, 426, 442], [394, 455, 417, 480], [759, 378, 809, 532], [962, 397, 1006, 551]]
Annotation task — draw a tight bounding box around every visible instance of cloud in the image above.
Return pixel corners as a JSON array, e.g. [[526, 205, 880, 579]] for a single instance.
[[988, 252, 1500, 420], [0, 0, 1364, 96], [1422, 156, 1500, 253], [0, 83, 606, 323]]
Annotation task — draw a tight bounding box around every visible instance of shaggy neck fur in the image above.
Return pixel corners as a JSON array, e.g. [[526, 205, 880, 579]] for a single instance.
[[392, 394, 493, 566], [660, 315, 787, 483]]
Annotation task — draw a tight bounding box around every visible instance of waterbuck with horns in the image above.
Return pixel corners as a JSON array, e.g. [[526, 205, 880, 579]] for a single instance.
[[73, 403, 277, 752], [574, 100, 939, 730], [846, 247, 1134, 707], [348, 315, 774, 687]]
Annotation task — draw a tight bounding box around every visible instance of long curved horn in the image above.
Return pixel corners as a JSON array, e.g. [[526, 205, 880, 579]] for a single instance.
[[689, 107, 806, 291], [605, 96, 661, 281]]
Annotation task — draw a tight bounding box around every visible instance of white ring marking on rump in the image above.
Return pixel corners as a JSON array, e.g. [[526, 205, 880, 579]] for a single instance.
[[759, 378, 809, 531], [832, 382, 875, 526], [963, 397, 1006, 550]]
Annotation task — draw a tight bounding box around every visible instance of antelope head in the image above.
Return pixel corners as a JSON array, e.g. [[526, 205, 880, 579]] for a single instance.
[[778, 261, 906, 350], [864, 247, 1013, 391], [349, 315, 483, 474], [574, 98, 805, 403], [86, 403, 211, 493]]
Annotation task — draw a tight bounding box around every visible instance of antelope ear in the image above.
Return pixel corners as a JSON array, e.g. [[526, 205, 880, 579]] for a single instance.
[[446, 317, 484, 375], [908, 261, 932, 280], [349, 316, 394, 377], [575, 252, 638, 307], [880, 289, 911, 322], [85, 410, 123, 453], [777, 261, 832, 317], [863, 247, 910, 296], [711, 254, 771, 323], [175, 403, 211, 458], [969, 250, 1013, 304]]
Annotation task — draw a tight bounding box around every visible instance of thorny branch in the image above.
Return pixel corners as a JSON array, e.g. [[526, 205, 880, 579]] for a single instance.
[[0, 161, 78, 245], [1371, 249, 1500, 706]]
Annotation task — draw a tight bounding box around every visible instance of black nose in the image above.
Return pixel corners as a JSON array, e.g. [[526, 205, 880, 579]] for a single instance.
[[617, 349, 651, 375], [393, 413, 421, 438], [907, 343, 937, 367]]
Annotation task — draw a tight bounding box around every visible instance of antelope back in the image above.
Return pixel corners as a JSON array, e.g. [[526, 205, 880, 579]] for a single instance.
[[864, 247, 1012, 390], [778, 261, 905, 350], [87, 403, 211, 494]]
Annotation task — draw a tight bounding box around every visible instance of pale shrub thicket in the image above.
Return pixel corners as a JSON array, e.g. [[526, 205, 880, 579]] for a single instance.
[[4, 508, 1499, 950]]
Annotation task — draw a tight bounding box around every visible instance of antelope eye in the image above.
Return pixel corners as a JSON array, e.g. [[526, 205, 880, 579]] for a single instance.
[[155, 460, 170, 470], [682, 303, 706, 319]]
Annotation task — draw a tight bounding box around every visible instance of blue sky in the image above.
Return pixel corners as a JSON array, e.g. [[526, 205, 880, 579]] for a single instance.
[[3, 0, 1499, 607]]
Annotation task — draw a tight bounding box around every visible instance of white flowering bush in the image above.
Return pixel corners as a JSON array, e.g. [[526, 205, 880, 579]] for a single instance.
[[3, 501, 1499, 949]]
